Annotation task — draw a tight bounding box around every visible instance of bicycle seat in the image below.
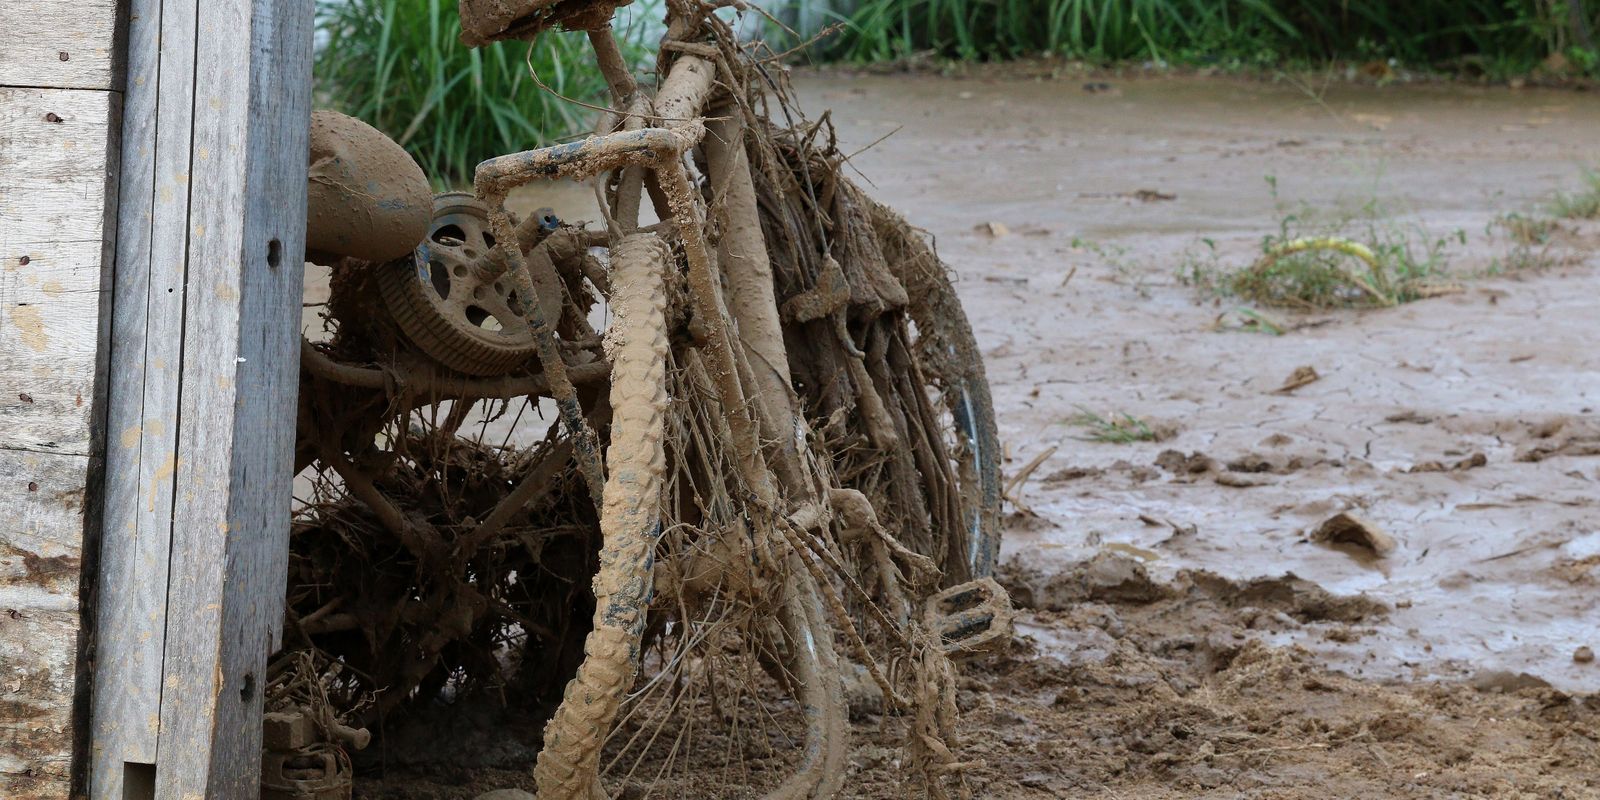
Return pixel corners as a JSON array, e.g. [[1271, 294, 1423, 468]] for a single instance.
[[458, 0, 635, 45]]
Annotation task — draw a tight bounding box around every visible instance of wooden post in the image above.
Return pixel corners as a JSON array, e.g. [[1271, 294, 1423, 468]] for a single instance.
[[0, 2, 123, 796], [88, 0, 314, 796]]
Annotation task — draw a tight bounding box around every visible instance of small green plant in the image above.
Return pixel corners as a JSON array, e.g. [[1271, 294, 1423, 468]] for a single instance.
[[1068, 406, 1157, 444], [1483, 212, 1561, 274], [1072, 236, 1152, 297], [1228, 229, 1457, 309], [314, 0, 649, 187], [1495, 212, 1557, 246], [1202, 177, 1463, 310], [1175, 237, 1222, 291], [1550, 169, 1600, 220]]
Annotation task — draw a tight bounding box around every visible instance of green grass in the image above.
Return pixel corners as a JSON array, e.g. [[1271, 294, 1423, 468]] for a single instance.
[[785, 0, 1600, 77], [1495, 211, 1559, 245], [315, 0, 649, 187], [1069, 406, 1158, 443], [1550, 169, 1600, 219], [1227, 229, 1458, 308]]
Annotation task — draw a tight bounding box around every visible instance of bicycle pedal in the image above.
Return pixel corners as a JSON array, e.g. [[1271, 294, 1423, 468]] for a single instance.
[[923, 577, 1014, 660]]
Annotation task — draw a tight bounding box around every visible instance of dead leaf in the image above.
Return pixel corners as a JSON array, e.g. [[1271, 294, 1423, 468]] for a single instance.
[[1273, 365, 1321, 395]]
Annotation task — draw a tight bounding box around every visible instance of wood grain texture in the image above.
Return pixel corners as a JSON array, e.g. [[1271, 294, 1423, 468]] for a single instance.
[[0, 75, 121, 797], [0, 449, 91, 798], [152, 0, 314, 795], [90, 0, 192, 783], [0, 88, 119, 457], [0, 0, 123, 91]]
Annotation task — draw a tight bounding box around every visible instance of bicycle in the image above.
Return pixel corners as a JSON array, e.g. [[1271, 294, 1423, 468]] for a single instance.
[[286, 1, 1007, 796]]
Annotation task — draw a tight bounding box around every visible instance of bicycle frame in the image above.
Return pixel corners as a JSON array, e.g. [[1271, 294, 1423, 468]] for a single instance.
[[467, 22, 848, 797]]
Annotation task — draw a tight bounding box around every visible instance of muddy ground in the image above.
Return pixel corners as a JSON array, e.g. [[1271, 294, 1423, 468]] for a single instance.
[[333, 74, 1600, 798], [799, 73, 1600, 798]]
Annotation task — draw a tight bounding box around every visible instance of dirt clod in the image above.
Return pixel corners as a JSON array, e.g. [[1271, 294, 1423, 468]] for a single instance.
[[1311, 512, 1396, 558], [1576, 646, 1595, 664], [1469, 669, 1553, 693], [1155, 449, 1215, 475]]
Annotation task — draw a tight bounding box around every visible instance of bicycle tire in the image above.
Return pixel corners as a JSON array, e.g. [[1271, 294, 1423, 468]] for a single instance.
[[534, 233, 671, 798], [868, 199, 1004, 581]]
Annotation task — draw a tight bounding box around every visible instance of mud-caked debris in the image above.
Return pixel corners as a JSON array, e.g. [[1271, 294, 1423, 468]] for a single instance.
[[1225, 454, 1277, 473], [842, 662, 886, 719], [1470, 669, 1552, 693], [1407, 452, 1487, 473], [1001, 553, 1173, 610], [1311, 512, 1396, 558], [1042, 465, 1100, 483], [1575, 646, 1595, 664], [1184, 570, 1388, 624], [1213, 472, 1272, 488], [305, 110, 431, 265], [1155, 449, 1216, 476]]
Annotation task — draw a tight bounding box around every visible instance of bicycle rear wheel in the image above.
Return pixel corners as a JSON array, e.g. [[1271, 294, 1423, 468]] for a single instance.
[[868, 197, 1003, 581]]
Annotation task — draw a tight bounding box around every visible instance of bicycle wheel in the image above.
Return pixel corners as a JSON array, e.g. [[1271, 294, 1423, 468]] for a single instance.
[[867, 196, 1003, 581], [531, 235, 848, 799], [751, 147, 1002, 588]]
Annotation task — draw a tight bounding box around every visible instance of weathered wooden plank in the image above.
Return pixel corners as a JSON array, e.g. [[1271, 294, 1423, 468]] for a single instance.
[[0, 81, 119, 799], [0, 449, 91, 799], [153, 0, 313, 794], [89, 0, 194, 785], [0, 0, 123, 91], [0, 88, 119, 458], [0, 88, 120, 245], [2, 6, 125, 800]]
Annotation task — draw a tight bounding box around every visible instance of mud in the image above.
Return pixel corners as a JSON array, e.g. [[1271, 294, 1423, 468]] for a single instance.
[[793, 73, 1600, 796]]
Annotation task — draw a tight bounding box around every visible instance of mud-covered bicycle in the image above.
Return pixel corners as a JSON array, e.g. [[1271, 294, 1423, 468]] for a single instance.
[[283, 0, 1008, 796]]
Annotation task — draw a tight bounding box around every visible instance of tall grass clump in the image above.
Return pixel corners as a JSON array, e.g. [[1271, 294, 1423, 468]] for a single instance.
[[316, 0, 649, 186], [803, 0, 1600, 75]]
